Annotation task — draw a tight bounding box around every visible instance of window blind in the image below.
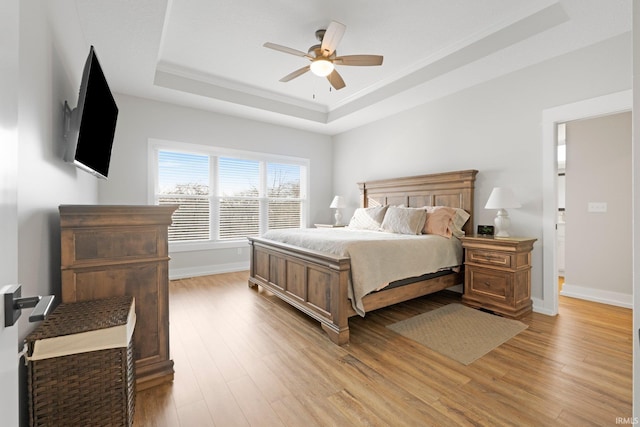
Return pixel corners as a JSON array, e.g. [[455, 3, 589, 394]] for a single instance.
[[267, 162, 301, 230], [154, 148, 307, 244], [157, 151, 210, 241]]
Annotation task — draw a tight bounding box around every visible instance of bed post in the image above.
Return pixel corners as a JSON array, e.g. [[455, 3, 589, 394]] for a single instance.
[[320, 259, 351, 345], [248, 238, 257, 288]]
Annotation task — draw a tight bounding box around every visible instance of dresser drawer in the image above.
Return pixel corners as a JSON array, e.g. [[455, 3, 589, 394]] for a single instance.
[[467, 249, 512, 268], [467, 268, 510, 299]]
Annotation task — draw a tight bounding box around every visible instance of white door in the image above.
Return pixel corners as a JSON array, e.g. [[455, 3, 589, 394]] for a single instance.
[[0, 95, 20, 425], [1, 0, 21, 423], [0, 122, 20, 424]]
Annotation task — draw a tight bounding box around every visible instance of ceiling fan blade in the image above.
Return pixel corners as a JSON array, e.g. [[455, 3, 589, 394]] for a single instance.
[[263, 42, 311, 59], [326, 70, 346, 90], [280, 65, 311, 82], [334, 55, 384, 66], [320, 21, 346, 57]]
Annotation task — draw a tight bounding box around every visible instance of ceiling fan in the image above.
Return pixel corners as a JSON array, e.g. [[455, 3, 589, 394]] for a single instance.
[[263, 21, 383, 91]]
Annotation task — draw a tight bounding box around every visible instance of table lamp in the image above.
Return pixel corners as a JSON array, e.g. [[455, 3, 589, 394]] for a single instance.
[[484, 187, 521, 237], [330, 196, 346, 226]]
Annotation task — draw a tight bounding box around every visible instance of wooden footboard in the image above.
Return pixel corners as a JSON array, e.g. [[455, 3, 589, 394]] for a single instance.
[[248, 236, 352, 345], [248, 236, 463, 345]]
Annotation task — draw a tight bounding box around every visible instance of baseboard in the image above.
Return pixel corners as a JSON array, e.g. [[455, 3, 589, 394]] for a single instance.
[[531, 297, 556, 316], [560, 283, 632, 309], [169, 262, 249, 280]]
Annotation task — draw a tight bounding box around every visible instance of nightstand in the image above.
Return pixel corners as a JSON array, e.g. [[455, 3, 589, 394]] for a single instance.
[[460, 235, 536, 318]]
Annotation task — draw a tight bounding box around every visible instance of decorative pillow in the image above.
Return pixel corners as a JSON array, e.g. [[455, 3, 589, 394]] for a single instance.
[[380, 206, 427, 235], [422, 206, 456, 238], [347, 205, 389, 230], [451, 208, 471, 237]]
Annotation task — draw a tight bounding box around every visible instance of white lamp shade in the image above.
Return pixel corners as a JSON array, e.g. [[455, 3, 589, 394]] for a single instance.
[[484, 187, 521, 209], [310, 59, 335, 77], [330, 195, 346, 209]]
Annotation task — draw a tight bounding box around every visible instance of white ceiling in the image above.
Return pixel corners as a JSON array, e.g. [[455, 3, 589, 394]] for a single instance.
[[50, 0, 631, 135]]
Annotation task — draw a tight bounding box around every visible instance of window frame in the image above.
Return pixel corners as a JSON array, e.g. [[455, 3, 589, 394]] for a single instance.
[[148, 139, 310, 252]]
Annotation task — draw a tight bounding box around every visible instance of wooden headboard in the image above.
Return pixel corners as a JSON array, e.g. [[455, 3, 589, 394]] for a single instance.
[[357, 169, 478, 236]]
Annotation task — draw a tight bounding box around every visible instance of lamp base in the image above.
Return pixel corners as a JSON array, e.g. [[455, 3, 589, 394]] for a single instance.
[[334, 209, 343, 226], [494, 209, 511, 237]]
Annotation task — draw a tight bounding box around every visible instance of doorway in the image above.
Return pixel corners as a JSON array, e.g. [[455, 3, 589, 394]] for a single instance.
[[541, 90, 632, 315], [558, 113, 632, 306]]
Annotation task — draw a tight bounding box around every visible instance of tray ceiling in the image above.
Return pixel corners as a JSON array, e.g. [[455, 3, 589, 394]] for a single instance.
[[49, 0, 630, 134]]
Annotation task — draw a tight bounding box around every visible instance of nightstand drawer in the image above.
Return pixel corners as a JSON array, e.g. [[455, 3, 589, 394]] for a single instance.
[[467, 268, 509, 298], [467, 249, 512, 268]]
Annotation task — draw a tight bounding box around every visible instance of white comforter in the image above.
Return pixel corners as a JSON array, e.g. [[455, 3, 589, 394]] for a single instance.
[[261, 228, 463, 316]]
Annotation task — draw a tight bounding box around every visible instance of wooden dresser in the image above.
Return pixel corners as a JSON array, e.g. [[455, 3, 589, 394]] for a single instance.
[[460, 235, 536, 318], [59, 205, 177, 390]]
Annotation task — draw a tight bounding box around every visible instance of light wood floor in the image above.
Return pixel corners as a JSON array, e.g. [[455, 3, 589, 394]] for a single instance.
[[134, 271, 631, 426]]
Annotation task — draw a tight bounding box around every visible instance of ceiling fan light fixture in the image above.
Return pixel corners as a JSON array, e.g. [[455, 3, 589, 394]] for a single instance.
[[310, 59, 334, 77]]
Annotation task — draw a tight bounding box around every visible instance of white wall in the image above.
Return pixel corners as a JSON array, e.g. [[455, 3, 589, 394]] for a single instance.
[[98, 94, 334, 278], [563, 112, 631, 305], [15, 1, 99, 340], [333, 32, 631, 306]]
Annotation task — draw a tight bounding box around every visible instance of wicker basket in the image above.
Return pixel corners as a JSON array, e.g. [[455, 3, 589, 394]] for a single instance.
[[26, 296, 136, 427]]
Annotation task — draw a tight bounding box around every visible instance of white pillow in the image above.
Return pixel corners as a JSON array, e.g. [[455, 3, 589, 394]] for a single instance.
[[347, 205, 388, 230], [380, 206, 427, 235]]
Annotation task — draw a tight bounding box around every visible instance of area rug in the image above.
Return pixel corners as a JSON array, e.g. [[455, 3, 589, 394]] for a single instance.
[[386, 303, 527, 365]]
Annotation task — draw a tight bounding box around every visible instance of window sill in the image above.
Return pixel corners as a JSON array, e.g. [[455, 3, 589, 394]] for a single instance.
[[169, 239, 250, 253]]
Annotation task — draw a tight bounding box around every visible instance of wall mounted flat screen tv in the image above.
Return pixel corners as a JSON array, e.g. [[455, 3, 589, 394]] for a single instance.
[[64, 46, 118, 179]]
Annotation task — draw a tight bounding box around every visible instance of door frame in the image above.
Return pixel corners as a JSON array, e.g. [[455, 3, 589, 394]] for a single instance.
[[540, 89, 632, 315]]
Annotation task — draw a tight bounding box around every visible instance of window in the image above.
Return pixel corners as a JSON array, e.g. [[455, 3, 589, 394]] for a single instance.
[[150, 141, 308, 247]]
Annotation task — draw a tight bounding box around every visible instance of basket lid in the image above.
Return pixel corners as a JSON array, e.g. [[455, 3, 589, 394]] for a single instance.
[[26, 296, 136, 360]]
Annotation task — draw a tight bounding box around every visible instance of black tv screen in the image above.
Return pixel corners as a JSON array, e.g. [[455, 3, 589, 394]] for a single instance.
[[64, 46, 118, 179]]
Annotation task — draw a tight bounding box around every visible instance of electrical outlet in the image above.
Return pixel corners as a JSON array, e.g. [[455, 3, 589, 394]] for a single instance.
[[237, 248, 242, 255], [587, 202, 607, 213]]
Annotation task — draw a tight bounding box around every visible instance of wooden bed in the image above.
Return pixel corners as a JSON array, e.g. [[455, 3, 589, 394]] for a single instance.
[[247, 169, 478, 345]]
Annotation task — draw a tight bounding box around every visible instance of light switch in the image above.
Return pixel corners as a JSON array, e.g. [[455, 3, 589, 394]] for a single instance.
[[588, 202, 607, 213]]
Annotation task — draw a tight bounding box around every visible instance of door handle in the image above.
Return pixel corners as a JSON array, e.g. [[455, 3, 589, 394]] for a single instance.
[[3, 284, 55, 327]]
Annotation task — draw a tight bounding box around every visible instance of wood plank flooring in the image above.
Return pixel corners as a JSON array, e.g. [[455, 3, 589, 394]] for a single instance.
[[134, 271, 631, 426]]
